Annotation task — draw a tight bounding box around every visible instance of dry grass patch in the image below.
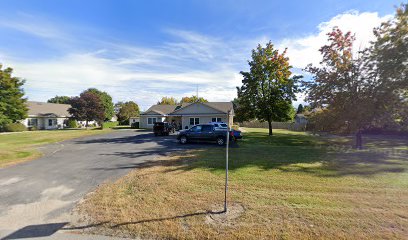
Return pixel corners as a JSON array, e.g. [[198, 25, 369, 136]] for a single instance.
[[77, 129, 408, 239]]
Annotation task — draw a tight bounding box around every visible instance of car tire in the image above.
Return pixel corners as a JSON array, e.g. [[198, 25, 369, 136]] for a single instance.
[[179, 136, 188, 144], [216, 137, 225, 146]]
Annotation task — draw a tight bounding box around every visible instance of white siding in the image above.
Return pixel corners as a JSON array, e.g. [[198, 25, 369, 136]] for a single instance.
[[139, 116, 165, 129]]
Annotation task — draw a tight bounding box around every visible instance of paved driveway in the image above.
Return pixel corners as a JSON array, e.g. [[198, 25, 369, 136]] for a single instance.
[[0, 130, 196, 239]]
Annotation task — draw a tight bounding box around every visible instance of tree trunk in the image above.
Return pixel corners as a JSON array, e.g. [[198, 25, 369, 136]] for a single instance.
[[86, 120, 88, 130], [355, 130, 363, 150], [268, 120, 273, 136]]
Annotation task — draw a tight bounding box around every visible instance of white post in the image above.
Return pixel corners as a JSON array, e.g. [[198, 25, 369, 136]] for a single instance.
[[224, 110, 230, 213]]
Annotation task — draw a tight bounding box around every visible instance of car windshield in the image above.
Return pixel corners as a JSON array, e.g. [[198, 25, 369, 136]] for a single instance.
[[220, 124, 228, 128]]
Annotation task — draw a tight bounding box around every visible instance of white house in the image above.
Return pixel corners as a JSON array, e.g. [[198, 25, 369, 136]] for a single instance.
[[21, 101, 71, 130], [139, 102, 234, 129]]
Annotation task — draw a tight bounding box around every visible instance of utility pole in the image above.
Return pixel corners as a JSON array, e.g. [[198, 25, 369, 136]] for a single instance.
[[224, 110, 230, 213]]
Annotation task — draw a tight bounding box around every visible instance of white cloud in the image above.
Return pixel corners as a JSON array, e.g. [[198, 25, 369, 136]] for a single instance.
[[1, 10, 392, 110], [277, 11, 392, 68]]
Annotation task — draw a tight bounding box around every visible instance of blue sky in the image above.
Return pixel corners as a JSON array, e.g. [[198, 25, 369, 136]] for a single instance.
[[0, 0, 400, 109]]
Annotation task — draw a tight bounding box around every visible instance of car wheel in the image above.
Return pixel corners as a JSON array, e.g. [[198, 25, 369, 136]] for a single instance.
[[216, 137, 225, 146], [180, 136, 187, 144]]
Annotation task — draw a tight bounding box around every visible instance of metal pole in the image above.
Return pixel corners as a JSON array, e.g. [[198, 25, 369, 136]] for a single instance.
[[224, 111, 230, 213]]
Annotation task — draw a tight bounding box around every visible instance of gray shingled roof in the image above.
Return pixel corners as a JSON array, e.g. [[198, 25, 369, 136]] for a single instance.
[[143, 102, 233, 115], [142, 104, 178, 115], [203, 102, 233, 113], [27, 101, 71, 117]]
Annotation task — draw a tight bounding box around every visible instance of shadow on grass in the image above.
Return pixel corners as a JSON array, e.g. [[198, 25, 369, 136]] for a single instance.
[[62, 210, 224, 232], [77, 128, 408, 177]]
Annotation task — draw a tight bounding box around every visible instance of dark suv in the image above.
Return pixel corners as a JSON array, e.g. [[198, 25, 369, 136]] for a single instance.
[[177, 124, 232, 145], [153, 122, 173, 136]]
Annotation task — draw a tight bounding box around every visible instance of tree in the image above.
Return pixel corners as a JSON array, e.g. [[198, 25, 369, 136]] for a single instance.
[[304, 3, 408, 148], [363, 3, 408, 132], [304, 28, 370, 148], [237, 41, 301, 135], [117, 101, 140, 124], [114, 101, 124, 115], [84, 88, 114, 121], [180, 96, 208, 104], [68, 91, 105, 128], [232, 98, 252, 123], [296, 104, 304, 114], [47, 95, 71, 104], [157, 96, 178, 105], [0, 64, 27, 129]]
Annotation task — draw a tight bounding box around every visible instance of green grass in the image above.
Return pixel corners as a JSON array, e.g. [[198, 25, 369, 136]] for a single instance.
[[0, 128, 113, 167], [78, 128, 408, 239]]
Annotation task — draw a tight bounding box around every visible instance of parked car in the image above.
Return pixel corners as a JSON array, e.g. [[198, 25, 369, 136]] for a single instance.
[[153, 122, 174, 136], [209, 122, 228, 130], [177, 124, 234, 145], [208, 122, 242, 140]]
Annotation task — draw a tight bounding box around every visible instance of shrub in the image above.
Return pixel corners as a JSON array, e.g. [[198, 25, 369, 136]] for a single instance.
[[67, 119, 78, 128], [3, 122, 27, 132], [103, 121, 119, 128], [29, 126, 38, 131]]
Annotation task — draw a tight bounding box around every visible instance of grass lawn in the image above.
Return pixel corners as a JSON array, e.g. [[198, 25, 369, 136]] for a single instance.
[[0, 128, 113, 168], [78, 128, 408, 239]]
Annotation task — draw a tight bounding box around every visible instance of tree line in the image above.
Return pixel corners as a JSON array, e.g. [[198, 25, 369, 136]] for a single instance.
[[156, 96, 208, 105], [48, 90, 140, 127]]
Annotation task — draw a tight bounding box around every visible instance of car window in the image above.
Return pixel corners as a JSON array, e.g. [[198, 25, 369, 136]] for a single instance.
[[191, 125, 202, 132], [201, 125, 213, 132], [213, 123, 219, 127], [220, 124, 228, 128]]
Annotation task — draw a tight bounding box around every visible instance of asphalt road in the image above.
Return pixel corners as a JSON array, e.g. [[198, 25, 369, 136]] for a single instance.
[[0, 129, 196, 239]]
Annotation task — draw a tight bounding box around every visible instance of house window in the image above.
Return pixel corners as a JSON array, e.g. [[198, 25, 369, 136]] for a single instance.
[[189, 117, 199, 125], [48, 119, 56, 126], [148, 117, 158, 125], [212, 117, 222, 122], [28, 118, 38, 126]]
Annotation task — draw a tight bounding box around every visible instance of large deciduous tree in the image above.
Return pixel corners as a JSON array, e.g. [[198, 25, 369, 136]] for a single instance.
[[304, 4, 407, 148], [237, 42, 300, 135], [69, 91, 105, 128], [117, 101, 140, 124], [364, 3, 408, 131], [157, 96, 178, 105], [84, 88, 114, 121], [304, 28, 370, 148], [0, 64, 27, 129], [47, 95, 71, 104]]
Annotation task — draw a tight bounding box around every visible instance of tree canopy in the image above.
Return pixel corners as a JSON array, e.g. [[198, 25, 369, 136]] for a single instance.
[[47, 95, 71, 104], [117, 101, 140, 124], [68, 91, 105, 127], [304, 4, 407, 137], [157, 96, 178, 105], [0, 64, 27, 129], [180, 96, 208, 104], [236, 42, 301, 135], [84, 88, 114, 121]]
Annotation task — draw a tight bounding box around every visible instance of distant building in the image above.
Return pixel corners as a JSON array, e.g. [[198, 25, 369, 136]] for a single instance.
[[140, 102, 234, 129], [21, 101, 71, 130]]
